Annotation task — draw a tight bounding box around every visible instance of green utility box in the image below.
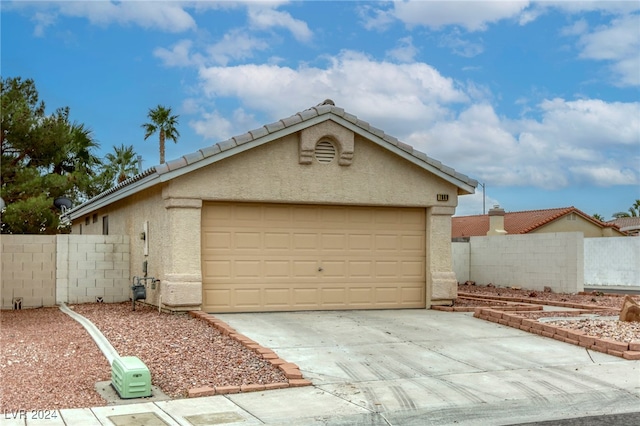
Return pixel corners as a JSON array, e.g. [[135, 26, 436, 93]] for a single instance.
[[111, 356, 152, 399]]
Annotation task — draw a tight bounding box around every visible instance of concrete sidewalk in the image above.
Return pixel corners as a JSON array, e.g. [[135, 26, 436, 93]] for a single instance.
[[6, 310, 640, 425]]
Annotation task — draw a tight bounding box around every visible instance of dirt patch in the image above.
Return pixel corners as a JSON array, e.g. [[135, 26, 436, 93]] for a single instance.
[[1, 303, 286, 411]]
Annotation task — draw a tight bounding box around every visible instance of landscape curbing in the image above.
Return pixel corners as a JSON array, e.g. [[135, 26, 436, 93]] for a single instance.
[[472, 307, 640, 360], [187, 310, 312, 397]]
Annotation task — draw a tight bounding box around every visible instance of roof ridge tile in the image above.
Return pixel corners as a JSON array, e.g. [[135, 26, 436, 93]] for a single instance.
[[233, 132, 253, 145]]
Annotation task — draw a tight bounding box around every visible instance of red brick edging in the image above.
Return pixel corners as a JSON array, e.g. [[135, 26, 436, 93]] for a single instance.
[[472, 307, 640, 361], [186, 311, 312, 398]]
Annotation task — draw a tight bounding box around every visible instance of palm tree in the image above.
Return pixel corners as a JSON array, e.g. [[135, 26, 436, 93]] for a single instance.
[[629, 199, 640, 217], [592, 213, 604, 222], [104, 144, 139, 184], [141, 105, 180, 164]]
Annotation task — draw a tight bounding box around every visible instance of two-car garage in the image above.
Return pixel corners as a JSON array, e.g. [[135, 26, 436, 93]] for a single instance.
[[68, 101, 475, 312], [201, 202, 426, 312]]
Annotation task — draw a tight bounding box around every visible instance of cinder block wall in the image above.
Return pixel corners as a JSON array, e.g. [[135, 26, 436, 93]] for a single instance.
[[468, 233, 584, 293], [61, 235, 130, 304], [2, 234, 130, 309], [451, 242, 470, 283], [584, 237, 640, 287], [1, 235, 57, 309]]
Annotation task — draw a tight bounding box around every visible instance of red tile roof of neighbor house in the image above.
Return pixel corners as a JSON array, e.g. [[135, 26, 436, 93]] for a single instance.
[[452, 206, 621, 238], [607, 217, 640, 235]]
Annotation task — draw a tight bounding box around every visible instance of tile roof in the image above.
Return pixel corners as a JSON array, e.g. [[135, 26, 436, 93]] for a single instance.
[[452, 206, 622, 238], [607, 217, 640, 234], [67, 100, 477, 219]]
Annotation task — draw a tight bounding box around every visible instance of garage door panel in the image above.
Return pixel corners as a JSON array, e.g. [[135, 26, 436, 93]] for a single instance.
[[321, 288, 346, 305], [293, 288, 319, 306], [348, 260, 374, 278], [235, 260, 261, 278], [203, 260, 231, 279], [235, 232, 261, 250], [349, 287, 373, 304], [264, 288, 290, 307], [202, 203, 426, 312], [402, 261, 425, 278], [264, 260, 290, 278], [293, 233, 318, 250], [321, 260, 347, 278], [402, 287, 424, 304], [293, 260, 319, 277], [401, 235, 424, 251], [264, 232, 290, 250], [349, 234, 373, 250], [235, 288, 261, 308]]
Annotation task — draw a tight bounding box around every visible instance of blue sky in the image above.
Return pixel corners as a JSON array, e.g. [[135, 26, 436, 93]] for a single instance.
[[2, 1, 639, 219]]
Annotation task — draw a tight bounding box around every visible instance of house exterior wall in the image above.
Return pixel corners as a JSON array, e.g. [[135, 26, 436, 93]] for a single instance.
[[1, 235, 56, 309], [69, 131, 462, 310], [164, 134, 458, 207], [533, 214, 621, 237], [467, 233, 584, 293], [584, 237, 640, 288], [71, 186, 167, 306]]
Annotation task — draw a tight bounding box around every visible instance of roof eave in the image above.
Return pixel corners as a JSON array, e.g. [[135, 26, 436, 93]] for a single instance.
[[67, 173, 160, 220]]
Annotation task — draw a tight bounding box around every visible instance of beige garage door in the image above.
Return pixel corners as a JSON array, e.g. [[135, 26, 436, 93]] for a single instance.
[[201, 202, 426, 312]]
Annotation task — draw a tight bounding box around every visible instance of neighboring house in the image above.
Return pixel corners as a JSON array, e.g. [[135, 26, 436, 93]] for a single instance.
[[452, 206, 626, 240], [607, 217, 640, 236], [66, 100, 476, 313]]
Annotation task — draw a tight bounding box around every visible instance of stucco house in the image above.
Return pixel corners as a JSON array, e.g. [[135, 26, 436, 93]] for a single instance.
[[452, 206, 626, 240], [66, 100, 476, 313], [607, 217, 640, 236]]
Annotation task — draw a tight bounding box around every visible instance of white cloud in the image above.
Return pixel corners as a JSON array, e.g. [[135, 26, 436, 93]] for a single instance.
[[417, 98, 639, 189], [190, 108, 259, 141], [206, 29, 270, 66], [456, 189, 501, 217], [247, 5, 312, 42], [17, 1, 197, 34], [196, 50, 468, 136], [190, 110, 233, 141], [390, 0, 530, 31], [69, 2, 195, 32], [439, 30, 484, 57], [154, 39, 204, 68], [569, 164, 638, 187], [576, 14, 640, 86], [32, 11, 57, 37], [386, 36, 418, 63]]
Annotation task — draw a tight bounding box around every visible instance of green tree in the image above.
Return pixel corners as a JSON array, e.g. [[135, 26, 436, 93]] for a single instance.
[[613, 200, 640, 219], [592, 213, 604, 221], [1, 76, 102, 234], [104, 144, 139, 184], [141, 105, 179, 164]]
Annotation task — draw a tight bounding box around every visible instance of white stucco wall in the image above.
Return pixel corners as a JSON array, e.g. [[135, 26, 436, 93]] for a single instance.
[[451, 242, 470, 284], [467, 233, 584, 293], [584, 237, 640, 287]]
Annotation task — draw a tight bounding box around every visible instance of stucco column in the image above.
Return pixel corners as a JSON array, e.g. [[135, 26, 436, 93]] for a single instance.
[[426, 206, 457, 306], [161, 197, 203, 310]]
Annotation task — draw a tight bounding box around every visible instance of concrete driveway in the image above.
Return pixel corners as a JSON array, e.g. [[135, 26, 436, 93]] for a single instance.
[[216, 309, 640, 425]]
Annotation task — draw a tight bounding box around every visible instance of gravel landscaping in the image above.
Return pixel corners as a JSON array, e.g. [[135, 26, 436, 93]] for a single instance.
[[460, 284, 640, 345], [0, 302, 286, 411], [2, 285, 638, 410]]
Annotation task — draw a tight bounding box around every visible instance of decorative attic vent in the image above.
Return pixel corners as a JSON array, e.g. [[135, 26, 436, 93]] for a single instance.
[[314, 140, 336, 163]]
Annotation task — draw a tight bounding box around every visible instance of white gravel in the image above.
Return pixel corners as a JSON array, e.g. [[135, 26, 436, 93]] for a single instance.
[[0, 302, 286, 411], [545, 318, 640, 343]]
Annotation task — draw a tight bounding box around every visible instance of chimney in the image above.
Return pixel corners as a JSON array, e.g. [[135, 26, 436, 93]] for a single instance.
[[486, 205, 507, 236]]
